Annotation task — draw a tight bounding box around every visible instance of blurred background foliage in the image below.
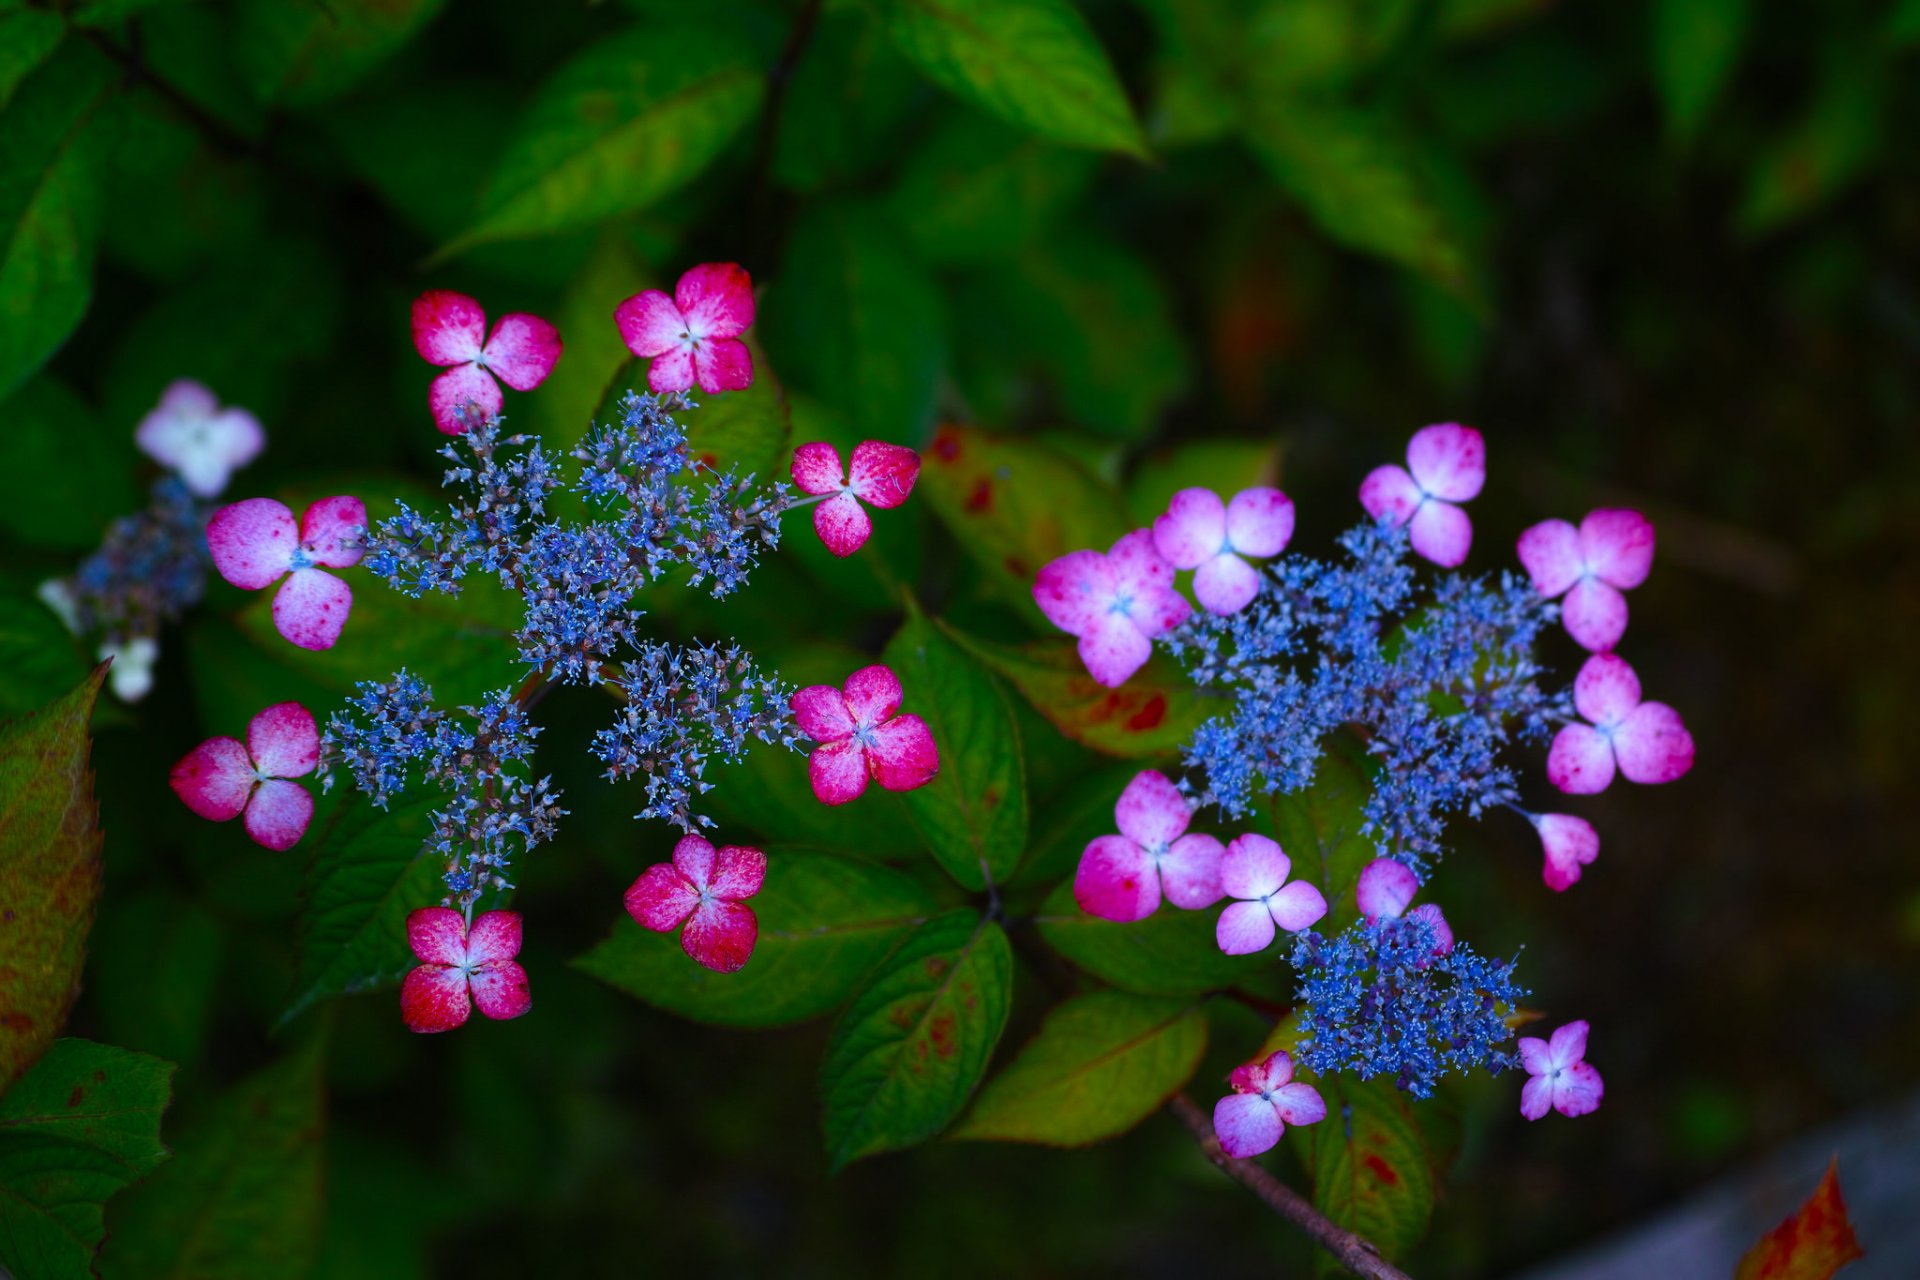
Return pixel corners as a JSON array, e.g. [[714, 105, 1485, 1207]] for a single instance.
[[1, 0, 1917, 1275]]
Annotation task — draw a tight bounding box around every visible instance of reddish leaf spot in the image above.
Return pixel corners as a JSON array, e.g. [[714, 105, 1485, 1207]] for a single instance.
[[1362, 1152, 1399, 1186], [928, 1010, 958, 1059], [931, 429, 962, 463], [694, 451, 720, 471], [965, 478, 993, 513], [0, 1012, 34, 1031], [888, 1004, 918, 1029], [1127, 695, 1167, 731], [924, 956, 951, 981], [66, 1086, 83, 1107], [981, 787, 1000, 810], [1003, 555, 1030, 580]]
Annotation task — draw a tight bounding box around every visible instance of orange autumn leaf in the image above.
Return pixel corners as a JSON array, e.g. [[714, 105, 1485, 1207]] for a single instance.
[[1734, 1159, 1864, 1280]]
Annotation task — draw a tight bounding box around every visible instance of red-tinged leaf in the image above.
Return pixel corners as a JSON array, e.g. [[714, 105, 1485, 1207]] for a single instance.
[[1735, 1160, 1865, 1280]]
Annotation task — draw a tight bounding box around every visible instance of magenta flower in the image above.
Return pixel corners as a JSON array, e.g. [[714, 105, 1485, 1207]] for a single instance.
[[1518, 1020, 1604, 1120], [1532, 813, 1600, 891], [1033, 530, 1192, 688], [1072, 769, 1224, 923], [1355, 857, 1454, 955], [1215, 834, 1328, 955], [615, 262, 754, 395], [1151, 486, 1295, 615], [1212, 1050, 1327, 1158], [400, 908, 532, 1033], [1358, 423, 1485, 567], [1517, 508, 1655, 653], [135, 379, 263, 498], [791, 664, 939, 806], [789, 440, 920, 557], [207, 495, 365, 651], [1548, 652, 1695, 794], [625, 834, 766, 974], [168, 701, 318, 851], [412, 290, 562, 435]]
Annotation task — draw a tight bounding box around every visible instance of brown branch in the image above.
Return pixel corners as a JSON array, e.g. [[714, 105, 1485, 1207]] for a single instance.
[[1167, 1094, 1414, 1280]]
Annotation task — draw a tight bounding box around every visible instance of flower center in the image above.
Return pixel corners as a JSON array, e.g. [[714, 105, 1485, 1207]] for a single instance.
[[289, 548, 314, 571], [1109, 592, 1135, 617]]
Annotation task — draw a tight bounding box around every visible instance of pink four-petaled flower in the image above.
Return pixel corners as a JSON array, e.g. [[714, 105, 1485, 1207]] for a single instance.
[[207, 495, 366, 650], [1033, 530, 1192, 688], [1152, 486, 1295, 615], [791, 664, 939, 805], [1518, 1020, 1604, 1120], [1073, 769, 1224, 923], [1548, 652, 1695, 794], [615, 263, 755, 395], [1516, 508, 1656, 653], [625, 834, 767, 973], [1355, 857, 1454, 956], [411, 290, 562, 435], [401, 908, 532, 1033], [1358, 423, 1485, 567], [1532, 813, 1600, 891], [135, 379, 263, 498], [168, 701, 318, 851], [790, 440, 920, 557], [1213, 1050, 1327, 1158], [1215, 834, 1328, 955]]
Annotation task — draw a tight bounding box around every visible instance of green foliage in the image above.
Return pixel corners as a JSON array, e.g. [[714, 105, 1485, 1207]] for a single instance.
[[1035, 879, 1270, 997], [1266, 736, 1378, 933], [1651, 0, 1751, 144], [233, 0, 450, 109], [0, 376, 139, 550], [885, 113, 1099, 265], [0, 581, 91, 719], [952, 629, 1208, 760], [1288, 1074, 1452, 1273]]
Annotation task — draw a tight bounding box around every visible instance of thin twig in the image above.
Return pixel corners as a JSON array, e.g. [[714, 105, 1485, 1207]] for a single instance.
[[80, 30, 263, 164], [743, 0, 825, 253]]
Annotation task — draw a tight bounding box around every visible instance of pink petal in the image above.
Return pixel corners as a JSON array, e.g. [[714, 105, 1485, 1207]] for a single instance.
[[682, 899, 758, 973], [808, 739, 870, 805], [1405, 423, 1484, 502], [1613, 702, 1694, 784], [625, 862, 699, 932], [409, 909, 470, 966], [1580, 508, 1654, 589], [847, 441, 920, 509], [1160, 833, 1226, 910], [790, 441, 846, 496], [843, 664, 904, 725], [1193, 552, 1260, 615], [272, 569, 353, 652], [1074, 834, 1160, 922], [1519, 1072, 1554, 1121], [692, 338, 753, 393], [401, 964, 470, 1033], [671, 833, 718, 889], [645, 345, 696, 395], [247, 701, 318, 779], [1077, 612, 1152, 689], [1408, 902, 1454, 954], [466, 910, 523, 964], [481, 312, 562, 391], [709, 845, 766, 901], [1547, 724, 1616, 795], [1517, 1035, 1552, 1076], [469, 960, 531, 1020], [1573, 653, 1641, 726], [1226, 487, 1294, 558], [812, 491, 872, 557], [1409, 499, 1472, 567], [1152, 488, 1227, 569], [1561, 578, 1628, 653], [1113, 769, 1190, 849], [1356, 857, 1418, 922], [429, 362, 502, 435], [207, 497, 297, 590], [674, 262, 755, 339], [136, 381, 264, 499], [242, 778, 312, 850], [1535, 813, 1599, 892], [613, 289, 685, 358], [1106, 529, 1175, 599], [1133, 581, 1193, 637], [1249, 1049, 1294, 1090], [169, 736, 254, 822], [1270, 1081, 1326, 1127], [156, 379, 218, 417], [1213, 1093, 1283, 1158], [791, 684, 855, 743], [1227, 1061, 1268, 1095], [869, 714, 939, 792], [299, 496, 367, 569], [1216, 899, 1278, 955], [1358, 464, 1421, 524], [1516, 519, 1583, 599], [411, 290, 486, 366], [1033, 550, 1116, 637], [1265, 880, 1328, 933], [1553, 1060, 1604, 1117], [1547, 1020, 1589, 1069], [1220, 833, 1290, 900]]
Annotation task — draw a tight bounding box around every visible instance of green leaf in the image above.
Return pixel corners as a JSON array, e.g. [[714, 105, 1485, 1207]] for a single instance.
[[0, 582, 90, 721], [1894, 0, 1920, 45], [881, 606, 1028, 891], [0, 10, 63, 112], [0, 665, 105, 1089], [437, 23, 763, 259], [1012, 760, 1140, 888], [0, 376, 141, 550], [233, 0, 449, 108], [1736, 50, 1883, 238], [1124, 437, 1282, 528], [885, 112, 1099, 265], [0, 1039, 175, 1280], [1288, 1074, 1444, 1270], [1264, 735, 1377, 933], [884, 0, 1148, 156], [1034, 878, 1271, 996], [1652, 0, 1751, 144], [773, 8, 924, 193], [89, 890, 225, 1072], [819, 910, 1012, 1168], [575, 849, 939, 1027], [952, 991, 1207, 1145]]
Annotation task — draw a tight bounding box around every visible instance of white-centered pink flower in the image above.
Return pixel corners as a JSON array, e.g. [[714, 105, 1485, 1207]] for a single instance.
[[1517, 508, 1655, 653], [401, 908, 531, 1033], [135, 379, 263, 498], [791, 664, 939, 805], [1072, 769, 1224, 923], [1152, 487, 1295, 615], [207, 496, 366, 651], [615, 262, 754, 395], [412, 290, 562, 435], [625, 834, 767, 974], [1213, 1050, 1327, 1158], [168, 701, 318, 851], [1548, 652, 1694, 794], [1358, 423, 1485, 567], [1518, 1020, 1604, 1120], [1033, 530, 1192, 689], [790, 440, 920, 557], [1215, 834, 1328, 955], [1532, 813, 1600, 891], [1355, 857, 1454, 956]]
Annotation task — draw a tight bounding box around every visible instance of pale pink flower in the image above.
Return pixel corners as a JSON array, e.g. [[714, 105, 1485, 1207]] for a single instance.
[[401, 908, 531, 1033], [1548, 652, 1695, 794], [206, 495, 365, 651], [1151, 487, 1294, 615], [412, 290, 562, 435], [1213, 1050, 1327, 1157], [1033, 530, 1191, 688], [135, 379, 263, 498], [1532, 813, 1600, 891], [1215, 834, 1328, 955], [1358, 423, 1485, 567], [614, 263, 754, 395], [789, 440, 919, 557], [1072, 769, 1224, 923], [168, 701, 318, 850], [1354, 857, 1454, 955], [1519, 1020, 1604, 1120], [1517, 509, 1655, 653], [625, 834, 766, 973], [791, 664, 939, 805]]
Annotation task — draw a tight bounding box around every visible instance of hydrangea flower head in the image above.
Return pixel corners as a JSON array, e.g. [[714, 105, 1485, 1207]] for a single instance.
[[790, 440, 919, 556], [135, 379, 263, 498], [1355, 857, 1454, 956], [1212, 1050, 1327, 1158], [1216, 834, 1328, 954], [1072, 769, 1224, 922], [1532, 813, 1600, 891], [791, 664, 939, 805], [1033, 530, 1191, 688], [207, 495, 366, 650], [1518, 1020, 1603, 1119], [1358, 423, 1485, 567], [625, 834, 766, 973], [412, 290, 562, 435], [1548, 652, 1694, 794], [1152, 486, 1294, 615], [615, 263, 754, 394], [1516, 508, 1655, 652], [169, 701, 318, 850], [401, 908, 531, 1033]]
